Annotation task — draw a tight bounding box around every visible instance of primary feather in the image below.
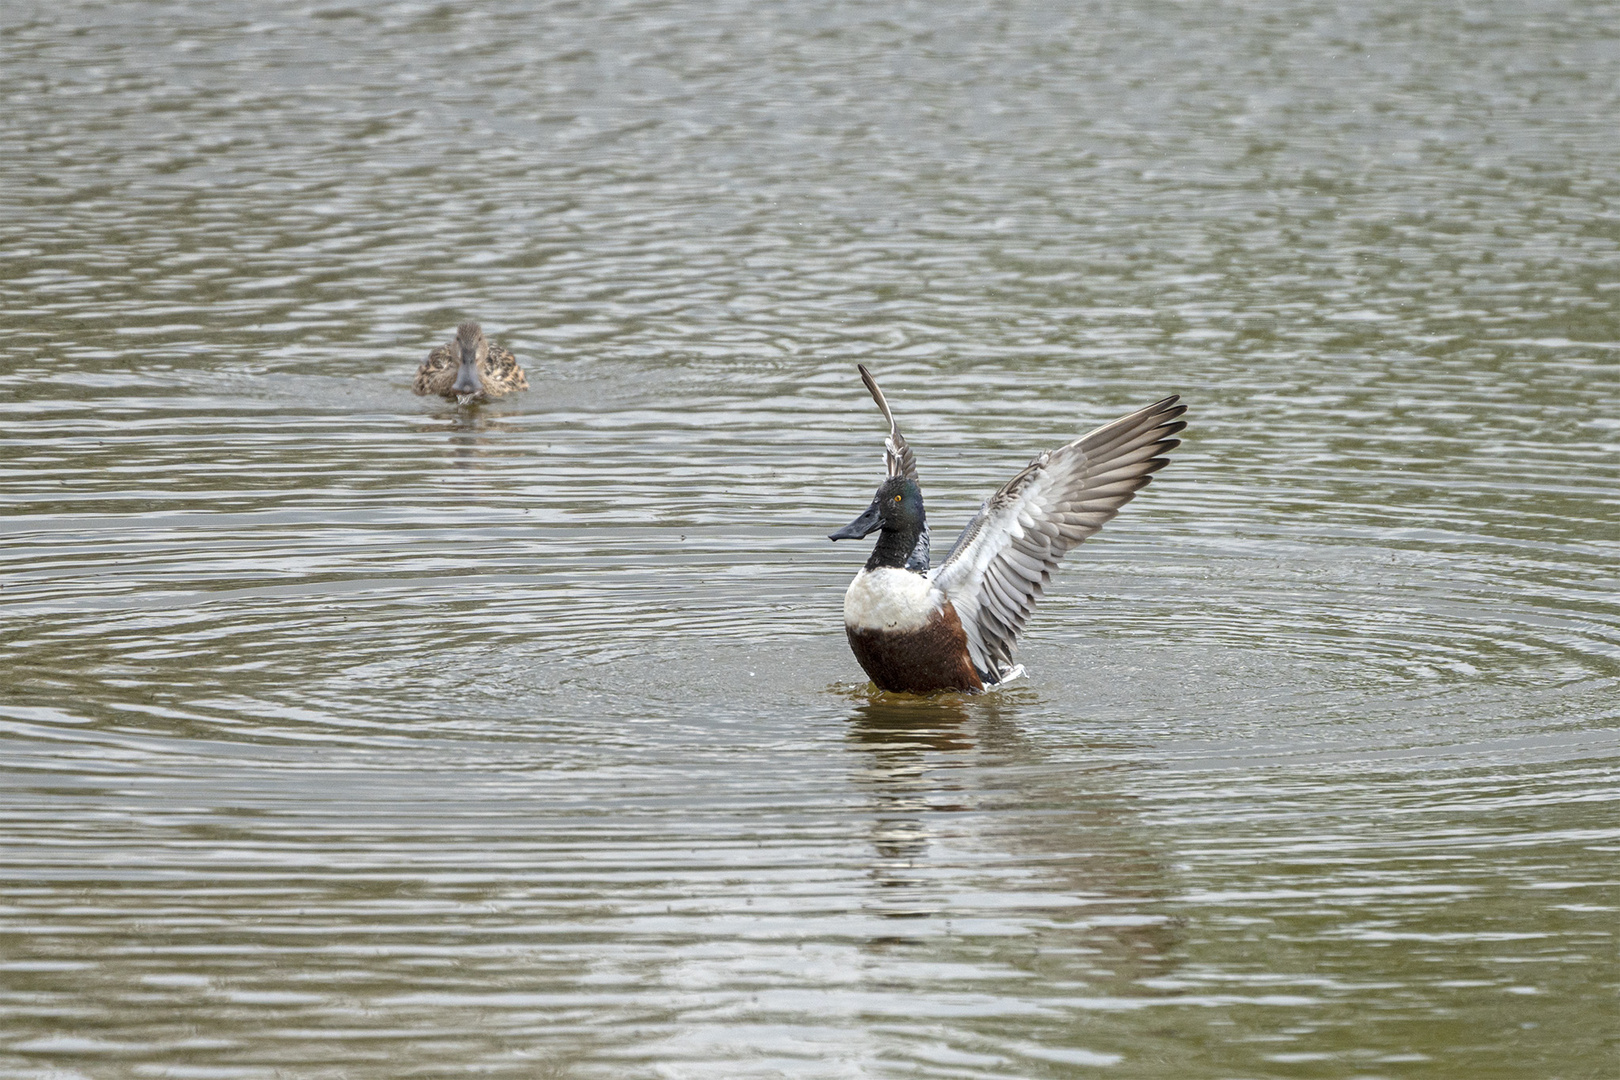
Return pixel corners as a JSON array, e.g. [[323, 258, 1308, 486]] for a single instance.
[[929, 395, 1186, 683], [859, 363, 919, 482]]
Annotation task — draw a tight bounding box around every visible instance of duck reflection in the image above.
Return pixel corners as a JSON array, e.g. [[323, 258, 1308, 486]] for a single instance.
[[848, 694, 976, 753], [845, 695, 975, 924], [412, 407, 517, 471], [845, 693, 1184, 991]]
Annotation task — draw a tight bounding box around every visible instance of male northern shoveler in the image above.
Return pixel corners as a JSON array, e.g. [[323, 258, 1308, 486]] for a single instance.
[[414, 322, 529, 403], [829, 365, 1186, 694]]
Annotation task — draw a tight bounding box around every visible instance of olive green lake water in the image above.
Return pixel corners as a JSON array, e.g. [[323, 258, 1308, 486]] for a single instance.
[[2, 1, 1618, 1077]]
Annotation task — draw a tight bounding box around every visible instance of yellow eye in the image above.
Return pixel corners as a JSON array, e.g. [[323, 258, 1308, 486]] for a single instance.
[[893, 494, 902, 503]]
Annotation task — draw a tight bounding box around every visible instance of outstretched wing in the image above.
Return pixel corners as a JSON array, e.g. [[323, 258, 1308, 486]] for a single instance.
[[931, 395, 1187, 683], [858, 363, 919, 481], [857, 363, 929, 571]]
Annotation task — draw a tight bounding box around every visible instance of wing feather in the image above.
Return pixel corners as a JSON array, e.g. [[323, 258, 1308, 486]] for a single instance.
[[930, 395, 1186, 683], [413, 343, 456, 396], [857, 364, 930, 572], [487, 343, 530, 391], [858, 363, 918, 482]]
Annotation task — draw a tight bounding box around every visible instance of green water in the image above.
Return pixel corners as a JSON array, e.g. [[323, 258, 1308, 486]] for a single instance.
[[2, 0, 1617, 1076]]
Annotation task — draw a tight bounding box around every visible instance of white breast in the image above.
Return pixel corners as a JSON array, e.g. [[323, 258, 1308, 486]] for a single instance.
[[843, 567, 941, 632]]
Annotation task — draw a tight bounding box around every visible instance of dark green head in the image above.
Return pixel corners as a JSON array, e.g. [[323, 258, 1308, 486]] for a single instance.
[[829, 476, 928, 571]]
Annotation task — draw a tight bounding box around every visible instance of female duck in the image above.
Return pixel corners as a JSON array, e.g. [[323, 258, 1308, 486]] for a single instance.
[[830, 365, 1186, 694], [414, 322, 529, 403]]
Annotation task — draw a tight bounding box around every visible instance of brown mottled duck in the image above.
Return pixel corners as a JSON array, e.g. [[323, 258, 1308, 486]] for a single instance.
[[414, 322, 529, 403]]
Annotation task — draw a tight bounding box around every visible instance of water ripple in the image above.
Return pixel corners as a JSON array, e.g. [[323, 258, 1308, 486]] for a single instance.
[[3, 0, 1618, 1076]]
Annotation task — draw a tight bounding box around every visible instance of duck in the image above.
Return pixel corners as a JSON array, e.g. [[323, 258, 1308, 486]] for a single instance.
[[829, 364, 1186, 694], [414, 321, 529, 402]]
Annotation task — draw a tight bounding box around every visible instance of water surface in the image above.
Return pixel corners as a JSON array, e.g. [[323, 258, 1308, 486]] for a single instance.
[[2, 1, 1618, 1077]]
